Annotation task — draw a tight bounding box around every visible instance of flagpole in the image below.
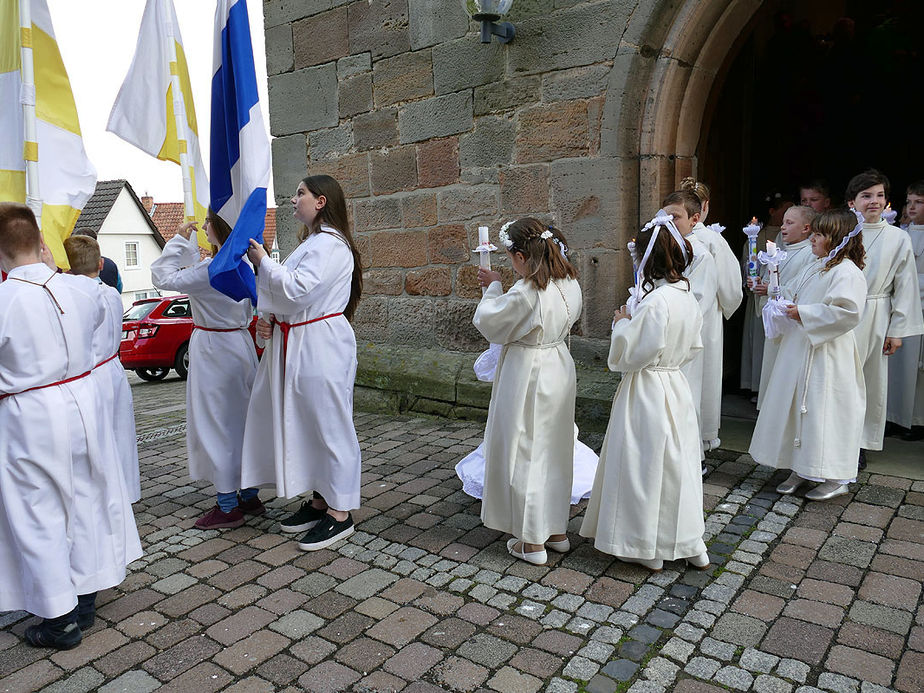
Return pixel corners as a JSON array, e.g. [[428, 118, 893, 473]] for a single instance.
[[163, 10, 195, 224], [18, 0, 43, 228]]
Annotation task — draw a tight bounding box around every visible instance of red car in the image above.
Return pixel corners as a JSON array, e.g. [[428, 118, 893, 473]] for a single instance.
[[120, 295, 260, 381]]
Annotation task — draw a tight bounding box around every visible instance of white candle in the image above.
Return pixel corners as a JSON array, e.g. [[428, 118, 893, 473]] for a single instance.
[[766, 240, 777, 255], [478, 226, 489, 246]]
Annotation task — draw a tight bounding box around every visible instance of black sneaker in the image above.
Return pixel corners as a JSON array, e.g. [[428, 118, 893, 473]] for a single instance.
[[77, 593, 96, 631], [279, 502, 328, 533], [297, 513, 354, 551], [24, 613, 82, 650]]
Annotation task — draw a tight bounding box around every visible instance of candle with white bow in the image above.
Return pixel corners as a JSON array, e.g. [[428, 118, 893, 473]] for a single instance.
[[472, 226, 497, 296], [743, 217, 761, 287], [757, 240, 788, 300]]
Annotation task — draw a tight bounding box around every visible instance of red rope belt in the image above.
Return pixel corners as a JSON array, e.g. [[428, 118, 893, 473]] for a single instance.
[[0, 352, 119, 402], [193, 325, 247, 332], [276, 312, 343, 356]]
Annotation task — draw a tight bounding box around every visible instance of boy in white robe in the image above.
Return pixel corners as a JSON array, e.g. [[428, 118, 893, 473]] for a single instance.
[[845, 170, 924, 464], [64, 236, 141, 503], [886, 180, 924, 439], [750, 209, 868, 500], [0, 203, 142, 649], [683, 178, 743, 450], [754, 206, 818, 408], [581, 210, 708, 571]]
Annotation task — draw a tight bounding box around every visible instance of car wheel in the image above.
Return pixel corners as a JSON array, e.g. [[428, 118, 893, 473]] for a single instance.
[[135, 367, 169, 381], [175, 342, 190, 380]]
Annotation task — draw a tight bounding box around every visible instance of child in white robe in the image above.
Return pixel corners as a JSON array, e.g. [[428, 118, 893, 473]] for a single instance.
[[0, 203, 142, 649], [754, 206, 818, 408], [242, 175, 363, 552], [845, 170, 924, 464], [150, 213, 260, 529], [63, 236, 140, 504], [750, 209, 868, 500], [580, 210, 709, 571], [886, 180, 924, 439], [684, 178, 743, 450], [473, 218, 583, 566]]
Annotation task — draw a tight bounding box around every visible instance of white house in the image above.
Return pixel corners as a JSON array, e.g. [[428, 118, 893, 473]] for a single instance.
[[73, 180, 166, 309]]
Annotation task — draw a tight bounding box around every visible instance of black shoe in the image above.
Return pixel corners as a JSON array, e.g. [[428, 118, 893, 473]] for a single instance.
[[297, 513, 354, 551], [858, 449, 867, 470], [279, 502, 328, 533], [24, 610, 82, 650], [77, 593, 96, 631], [901, 426, 924, 442]]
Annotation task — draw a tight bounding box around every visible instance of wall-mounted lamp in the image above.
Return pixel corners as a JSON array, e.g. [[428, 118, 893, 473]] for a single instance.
[[465, 1, 516, 44]]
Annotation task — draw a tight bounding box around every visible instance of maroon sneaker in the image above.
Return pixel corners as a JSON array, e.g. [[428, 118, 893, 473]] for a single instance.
[[237, 494, 266, 516], [195, 505, 245, 529]]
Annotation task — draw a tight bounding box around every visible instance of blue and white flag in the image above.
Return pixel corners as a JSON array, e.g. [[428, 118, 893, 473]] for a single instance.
[[208, 0, 271, 304]]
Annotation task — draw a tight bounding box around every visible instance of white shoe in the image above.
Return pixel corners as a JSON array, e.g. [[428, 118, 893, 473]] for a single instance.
[[805, 481, 849, 501], [507, 538, 547, 565], [620, 556, 663, 571], [776, 471, 804, 495], [686, 551, 710, 569], [703, 438, 721, 451], [545, 537, 570, 553], [701, 465, 709, 477]]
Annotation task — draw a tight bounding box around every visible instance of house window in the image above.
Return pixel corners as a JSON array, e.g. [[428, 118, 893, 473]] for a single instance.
[[271, 248, 280, 262], [133, 290, 160, 301], [124, 242, 140, 268]]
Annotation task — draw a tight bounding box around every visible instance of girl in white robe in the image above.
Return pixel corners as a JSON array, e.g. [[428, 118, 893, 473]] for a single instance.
[[151, 215, 259, 529], [754, 206, 818, 409], [750, 209, 868, 500], [473, 218, 582, 566], [580, 211, 708, 572], [684, 178, 743, 449], [845, 171, 924, 455], [241, 175, 363, 553]]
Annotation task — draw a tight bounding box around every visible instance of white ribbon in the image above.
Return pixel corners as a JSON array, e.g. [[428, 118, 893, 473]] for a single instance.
[[825, 219, 862, 262], [626, 210, 688, 315]]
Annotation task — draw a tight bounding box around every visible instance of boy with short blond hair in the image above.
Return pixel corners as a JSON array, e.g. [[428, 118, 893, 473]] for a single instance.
[[0, 204, 141, 650], [847, 170, 924, 464], [63, 235, 141, 502]]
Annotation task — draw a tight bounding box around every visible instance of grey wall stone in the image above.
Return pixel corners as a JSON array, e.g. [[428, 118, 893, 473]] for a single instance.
[[308, 123, 353, 161], [507, 0, 632, 76], [372, 51, 434, 108], [459, 116, 515, 168], [474, 76, 541, 115], [437, 184, 499, 222], [348, 0, 411, 60], [542, 63, 611, 101], [399, 92, 473, 144], [408, 0, 470, 50], [268, 63, 338, 136], [271, 134, 308, 194], [354, 109, 400, 150], [432, 37, 505, 95], [264, 24, 293, 76], [338, 53, 372, 79], [339, 73, 373, 118], [264, 0, 352, 29], [549, 157, 632, 250]]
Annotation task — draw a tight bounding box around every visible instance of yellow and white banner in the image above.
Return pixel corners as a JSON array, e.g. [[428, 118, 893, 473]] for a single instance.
[[0, 0, 97, 268], [107, 0, 209, 249]]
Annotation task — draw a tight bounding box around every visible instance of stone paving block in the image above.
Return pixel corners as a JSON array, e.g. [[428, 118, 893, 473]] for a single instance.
[[434, 655, 490, 692], [206, 606, 276, 646], [685, 656, 722, 679], [712, 613, 767, 647], [848, 599, 913, 635], [367, 606, 438, 647], [776, 658, 810, 682], [212, 629, 291, 675], [298, 660, 361, 693], [753, 674, 794, 693], [762, 617, 834, 664], [825, 644, 894, 687], [714, 665, 755, 690], [142, 634, 222, 682], [816, 672, 860, 693], [859, 571, 922, 610], [782, 598, 845, 628], [255, 653, 307, 685], [289, 636, 337, 667], [486, 665, 542, 693], [94, 641, 156, 678], [40, 666, 106, 693], [96, 669, 161, 693], [50, 628, 128, 670]]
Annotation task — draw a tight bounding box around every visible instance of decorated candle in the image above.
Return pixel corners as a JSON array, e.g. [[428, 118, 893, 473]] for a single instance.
[[743, 216, 761, 285]]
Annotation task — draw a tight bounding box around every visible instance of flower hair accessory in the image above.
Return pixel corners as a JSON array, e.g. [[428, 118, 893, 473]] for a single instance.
[[540, 229, 553, 240], [554, 238, 567, 258], [498, 220, 515, 249]]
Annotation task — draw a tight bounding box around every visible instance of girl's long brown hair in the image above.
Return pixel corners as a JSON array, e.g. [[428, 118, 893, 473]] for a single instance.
[[206, 208, 233, 258], [504, 218, 578, 290], [813, 208, 865, 272], [634, 223, 692, 295], [299, 175, 362, 321]]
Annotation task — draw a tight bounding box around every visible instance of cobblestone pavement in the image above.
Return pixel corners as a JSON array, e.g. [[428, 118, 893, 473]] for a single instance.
[[2, 374, 923, 693]]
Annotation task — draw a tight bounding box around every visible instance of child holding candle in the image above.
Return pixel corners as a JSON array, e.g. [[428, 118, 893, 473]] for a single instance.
[[580, 210, 708, 571], [474, 218, 582, 565], [750, 209, 867, 500], [684, 178, 742, 451], [241, 175, 364, 551], [846, 170, 924, 466]]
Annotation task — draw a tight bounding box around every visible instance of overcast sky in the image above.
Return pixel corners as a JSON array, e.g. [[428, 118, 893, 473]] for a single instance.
[[47, 0, 275, 205]]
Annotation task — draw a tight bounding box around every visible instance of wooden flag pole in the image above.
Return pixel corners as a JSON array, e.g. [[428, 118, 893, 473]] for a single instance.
[[18, 0, 43, 228]]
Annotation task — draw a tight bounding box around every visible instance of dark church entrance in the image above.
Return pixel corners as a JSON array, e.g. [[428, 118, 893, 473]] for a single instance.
[[697, 0, 924, 392]]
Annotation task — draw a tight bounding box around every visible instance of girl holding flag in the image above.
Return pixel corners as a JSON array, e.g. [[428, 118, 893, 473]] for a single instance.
[[150, 212, 261, 529], [241, 175, 363, 551]]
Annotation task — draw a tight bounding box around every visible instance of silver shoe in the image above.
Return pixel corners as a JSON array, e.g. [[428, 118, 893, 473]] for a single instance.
[[507, 538, 547, 565], [776, 471, 805, 495], [805, 481, 848, 501]]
